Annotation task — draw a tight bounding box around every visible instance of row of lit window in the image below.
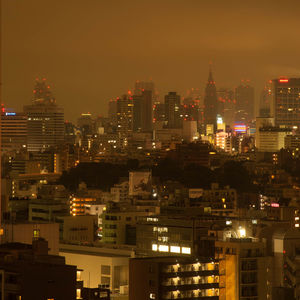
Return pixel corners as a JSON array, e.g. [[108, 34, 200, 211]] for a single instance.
[[152, 244, 191, 254]]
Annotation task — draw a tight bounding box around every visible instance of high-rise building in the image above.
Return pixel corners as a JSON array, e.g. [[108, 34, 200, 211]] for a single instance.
[[164, 92, 181, 128], [259, 80, 273, 117], [108, 98, 117, 126], [133, 90, 153, 132], [235, 81, 255, 122], [272, 77, 300, 129], [216, 88, 235, 127], [23, 79, 64, 152], [140, 90, 153, 132], [182, 97, 201, 122], [134, 80, 155, 96], [132, 95, 142, 132], [116, 94, 133, 143], [204, 69, 218, 132], [153, 102, 165, 123], [0, 110, 27, 153]]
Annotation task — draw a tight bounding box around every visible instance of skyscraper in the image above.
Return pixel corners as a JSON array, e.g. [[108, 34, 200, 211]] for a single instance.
[[1, 110, 27, 153], [259, 80, 273, 117], [134, 81, 155, 96], [272, 77, 300, 129], [116, 94, 133, 141], [133, 90, 153, 132], [203, 68, 218, 132], [164, 92, 181, 128], [235, 80, 255, 122], [216, 88, 235, 127], [132, 94, 142, 132], [23, 79, 64, 152]]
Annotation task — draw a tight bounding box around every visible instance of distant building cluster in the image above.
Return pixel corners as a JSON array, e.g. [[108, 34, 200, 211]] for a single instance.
[[2, 74, 300, 299]]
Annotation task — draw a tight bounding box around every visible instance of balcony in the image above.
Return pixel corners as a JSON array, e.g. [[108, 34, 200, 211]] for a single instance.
[[162, 270, 219, 278], [161, 283, 219, 292]]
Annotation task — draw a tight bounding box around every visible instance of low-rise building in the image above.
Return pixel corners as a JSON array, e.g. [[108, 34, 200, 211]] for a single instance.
[[59, 243, 132, 293], [63, 215, 98, 243], [0, 238, 76, 300]]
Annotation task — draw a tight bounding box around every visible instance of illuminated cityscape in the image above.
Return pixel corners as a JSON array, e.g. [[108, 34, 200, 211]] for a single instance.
[[2, 1, 300, 300]]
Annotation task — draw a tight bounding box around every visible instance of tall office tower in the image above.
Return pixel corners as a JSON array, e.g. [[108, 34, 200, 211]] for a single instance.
[[132, 95, 142, 132], [141, 90, 153, 132], [64, 121, 76, 145], [217, 88, 235, 128], [259, 81, 273, 117], [1, 110, 27, 153], [77, 113, 94, 135], [272, 77, 300, 129], [133, 90, 152, 132], [235, 80, 255, 122], [182, 97, 201, 122], [108, 98, 117, 126], [203, 69, 218, 132], [153, 102, 165, 123], [164, 92, 181, 128], [23, 79, 64, 152], [134, 81, 155, 96], [116, 94, 133, 141]]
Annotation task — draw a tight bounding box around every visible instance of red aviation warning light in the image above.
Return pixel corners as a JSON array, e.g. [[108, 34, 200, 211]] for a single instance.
[[279, 79, 289, 83]]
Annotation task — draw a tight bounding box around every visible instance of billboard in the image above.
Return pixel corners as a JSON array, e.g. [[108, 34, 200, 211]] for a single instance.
[[189, 189, 203, 199], [234, 123, 247, 134], [129, 171, 152, 196]]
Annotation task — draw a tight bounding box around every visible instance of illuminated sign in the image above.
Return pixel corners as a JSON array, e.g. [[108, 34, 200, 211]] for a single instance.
[[217, 115, 223, 124], [5, 112, 16, 116], [234, 123, 247, 133], [279, 79, 289, 83], [271, 203, 280, 208]]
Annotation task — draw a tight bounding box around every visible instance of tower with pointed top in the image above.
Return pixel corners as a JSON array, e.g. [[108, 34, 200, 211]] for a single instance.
[[204, 67, 218, 133]]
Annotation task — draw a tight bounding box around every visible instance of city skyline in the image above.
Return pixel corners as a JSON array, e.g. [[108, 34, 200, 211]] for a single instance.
[[3, 0, 300, 121]]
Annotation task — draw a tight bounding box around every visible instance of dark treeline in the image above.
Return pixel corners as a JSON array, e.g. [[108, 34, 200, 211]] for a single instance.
[[58, 159, 254, 193]]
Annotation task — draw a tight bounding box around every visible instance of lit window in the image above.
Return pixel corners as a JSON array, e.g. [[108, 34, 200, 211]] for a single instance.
[[158, 245, 169, 252], [33, 229, 40, 238], [238, 227, 246, 238], [76, 288, 81, 299], [170, 246, 180, 253], [76, 270, 81, 281], [157, 227, 168, 233], [152, 244, 158, 251], [181, 247, 191, 254]]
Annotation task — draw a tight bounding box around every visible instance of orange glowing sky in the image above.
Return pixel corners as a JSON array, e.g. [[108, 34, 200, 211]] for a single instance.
[[3, 0, 300, 121]]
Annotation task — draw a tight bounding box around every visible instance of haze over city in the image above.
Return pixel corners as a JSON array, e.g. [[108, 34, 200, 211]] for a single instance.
[[3, 0, 300, 121], [4, 1, 300, 299]]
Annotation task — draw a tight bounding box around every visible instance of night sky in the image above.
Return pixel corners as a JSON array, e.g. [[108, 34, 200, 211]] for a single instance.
[[3, 0, 300, 121]]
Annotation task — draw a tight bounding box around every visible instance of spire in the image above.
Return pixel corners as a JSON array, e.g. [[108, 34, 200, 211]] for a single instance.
[[204, 63, 218, 130], [208, 62, 214, 84]]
